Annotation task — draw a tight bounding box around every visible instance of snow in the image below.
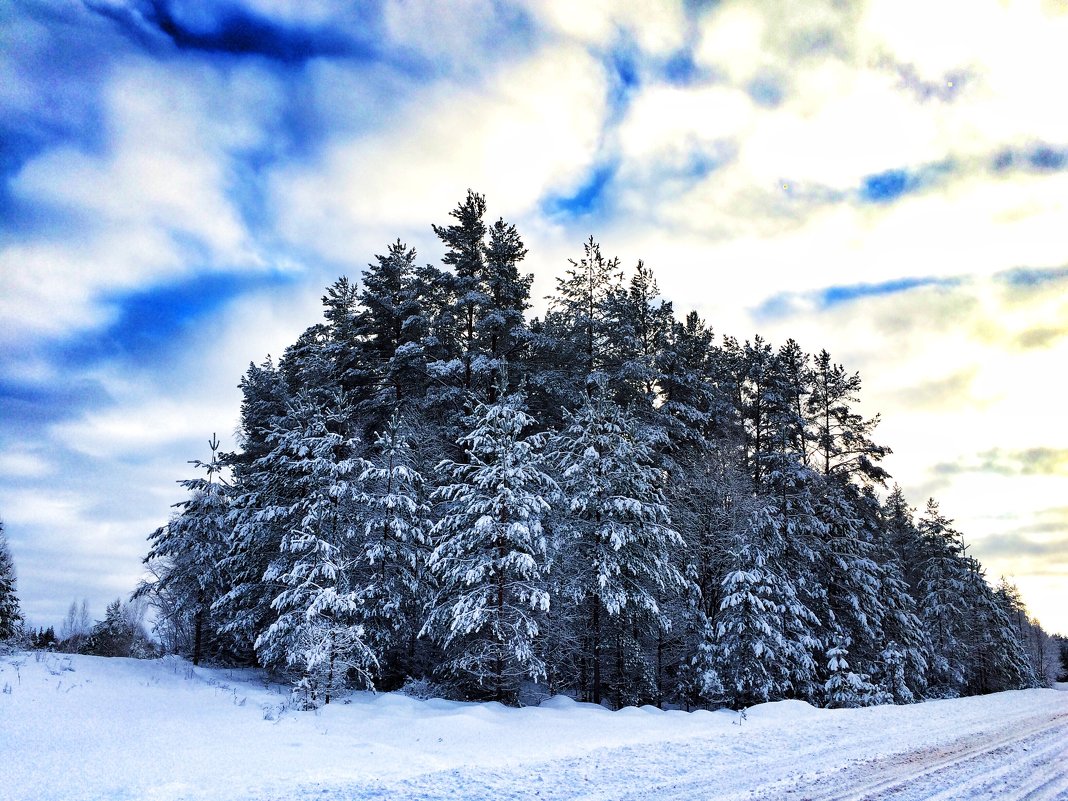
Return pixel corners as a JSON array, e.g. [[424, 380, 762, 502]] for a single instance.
[[1, 652, 1067, 801]]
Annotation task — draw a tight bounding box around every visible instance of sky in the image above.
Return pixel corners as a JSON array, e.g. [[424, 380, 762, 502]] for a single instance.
[[1, 0, 1066, 635]]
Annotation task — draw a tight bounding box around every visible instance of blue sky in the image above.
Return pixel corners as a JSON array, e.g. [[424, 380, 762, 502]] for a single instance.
[[2, 0, 1067, 633]]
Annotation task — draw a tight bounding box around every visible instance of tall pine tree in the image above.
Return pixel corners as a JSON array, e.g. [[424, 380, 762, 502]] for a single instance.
[[424, 391, 555, 701]]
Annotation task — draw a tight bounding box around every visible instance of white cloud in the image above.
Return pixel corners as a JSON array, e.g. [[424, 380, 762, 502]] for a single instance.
[[1, 58, 285, 345], [0, 229, 184, 342], [694, 3, 768, 83], [14, 62, 266, 259], [271, 42, 607, 262], [50, 396, 238, 462], [529, 0, 688, 53], [0, 449, 52, 480]]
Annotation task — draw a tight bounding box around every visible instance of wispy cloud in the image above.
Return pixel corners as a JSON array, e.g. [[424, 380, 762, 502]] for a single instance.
[[935, 448, 1068, 478]]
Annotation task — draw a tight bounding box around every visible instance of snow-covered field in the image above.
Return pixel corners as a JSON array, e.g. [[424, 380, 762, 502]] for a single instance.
[[1, 653, 1066, 801]]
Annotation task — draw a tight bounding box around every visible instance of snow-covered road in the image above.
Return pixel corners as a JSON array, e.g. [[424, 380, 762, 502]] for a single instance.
[[748, 706, 1068, 801], [1, 654, 1066, 800], [275, 701, 1068, 800]]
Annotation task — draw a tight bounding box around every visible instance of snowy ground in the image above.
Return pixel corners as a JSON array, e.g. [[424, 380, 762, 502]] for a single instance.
[[1, 653, 1066, 801]]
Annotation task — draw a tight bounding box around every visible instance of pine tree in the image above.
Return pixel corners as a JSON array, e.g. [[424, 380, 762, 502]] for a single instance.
[[321, 276, 365, 394], [137, 435, 229, 665], [0, 518, 23, 641], [254, 392, 375, 705], [423, 392, 556, 701], [83, 598, 155, 658], [806, 349, 890, 483], [917, 499, 971, 696], [551, 377, 684, 705], [480, 218, 532, 384], [357, 409, 431, 687], [538, 237, 623, 414], [814, 480, 884, 707], [867, 487, 930, 703], [433, 189, 489, 394], [967, 572, 1036, 693], [711, 487, 822, 707], [714, 339, 825, 704], [356, 240, 431, 430], [214, 358, 291, 660], [604, 261, 673, 409]]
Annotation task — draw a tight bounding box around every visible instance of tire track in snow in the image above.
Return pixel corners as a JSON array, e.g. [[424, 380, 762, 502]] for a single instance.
[[745, 710, 1068, 801], [247, 698, 1068, 801]]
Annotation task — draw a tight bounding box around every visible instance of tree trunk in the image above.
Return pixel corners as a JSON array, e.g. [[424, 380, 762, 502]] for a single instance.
[[592, 599, 602, 705], [193, 594, 204, 666], [325, 634, 335, 705]]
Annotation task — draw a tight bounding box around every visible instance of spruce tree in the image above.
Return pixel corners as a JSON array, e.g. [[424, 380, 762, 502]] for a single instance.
[[917, 499, 971, 696], [711, 500, 819, 707], [807, 349, 890, 483], [423, 391, 556, 701], [814, 480, 884, 707], [967, 571, 1036, 692], [254, 391, 375, 705], [138, 436, 229, 665], [543, 238, 624, 391], [214, 358, 291, 661], [551, 377, 684, 705], [356, 240, 430, 429], [0, 518, 23, 641], [357, 409, 431, 687], [480, 218, 532, 382], [433, 189, 489, 394]]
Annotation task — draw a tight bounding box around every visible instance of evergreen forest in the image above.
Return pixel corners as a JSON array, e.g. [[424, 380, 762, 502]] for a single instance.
[[134, 191, 1062, 710]]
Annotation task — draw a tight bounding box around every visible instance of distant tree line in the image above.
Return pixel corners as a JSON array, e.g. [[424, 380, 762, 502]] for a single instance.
[[16, 596, 156, 659], [135, 191, 1062, 709], [1, 515, 156, 658]]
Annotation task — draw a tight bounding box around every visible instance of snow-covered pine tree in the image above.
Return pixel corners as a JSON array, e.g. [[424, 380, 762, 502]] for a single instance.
[[604, 260, 674, 410], [423, 390, 555, 702], [538, 238, 625, 413], [279, 324, 337, 403], [137, 435, 230, 665], [711, 485, 822, 707], [882, 485, 924, 590], [321, 276, 366, 395], [356, 240, 430, 431], [213, 358, 290, 660], [657, 311, 722, 450], [806, 349, 890, 483], [83, 598, 154, 658], [966, 569, 1036, 693], [813, 479, 885, 707], [551, 377, 684, 706], [255, 391, 375, 706], [862, 488, 929, 703], [357, 409, 431, 688], [917, 499, 971, 696], [653, 313, 747, 706], [0, 517, 23, 641], [710, 340, 824, 706], [995, 579, 1053, 685], [674, 457, 753, 708], [433, 190, 490, 395], [871, 571, 930, 704], [480, 217, 532, 390]]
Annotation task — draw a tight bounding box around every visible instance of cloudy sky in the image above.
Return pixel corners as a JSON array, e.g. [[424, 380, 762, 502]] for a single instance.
[[2, 0, 1066, 635]]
